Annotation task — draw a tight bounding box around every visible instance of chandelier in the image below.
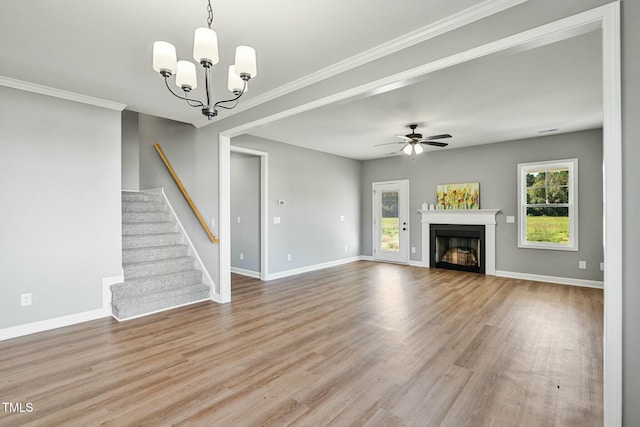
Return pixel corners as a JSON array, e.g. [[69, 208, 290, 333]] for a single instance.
[[152, 0, 257, 120]]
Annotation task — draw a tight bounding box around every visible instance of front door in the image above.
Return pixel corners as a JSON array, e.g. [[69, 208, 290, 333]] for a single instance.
[[373, 180, 409, 263]]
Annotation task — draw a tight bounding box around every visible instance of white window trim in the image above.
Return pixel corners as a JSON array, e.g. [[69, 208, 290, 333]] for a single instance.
[[517, 158, 578, 251]]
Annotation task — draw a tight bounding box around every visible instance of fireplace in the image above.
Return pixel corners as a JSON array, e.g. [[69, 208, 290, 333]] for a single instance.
[[430, 224, 485, 273], [419, 209, 499, 275]]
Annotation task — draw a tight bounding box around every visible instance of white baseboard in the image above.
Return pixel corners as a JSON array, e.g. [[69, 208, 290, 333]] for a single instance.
[[360, 255, 375, 262], [265, 256, 364, 281], [0, 308, 111, 342], [495, 270, 604, 289], [231, 267, 262, 279], [409, 260, 428, 267]]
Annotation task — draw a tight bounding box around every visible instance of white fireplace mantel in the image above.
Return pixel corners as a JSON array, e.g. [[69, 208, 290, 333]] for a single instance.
[[419, 209, 500, 275]]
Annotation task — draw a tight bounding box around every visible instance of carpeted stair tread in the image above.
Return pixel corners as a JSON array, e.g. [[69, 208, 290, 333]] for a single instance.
[[123, 255, 195, 279], [111, 269, 203, 301], [122, 232, 183, 249], [122, 244, 189, 263], [122, 211, 171, 223], [122, 221, 177, 235], [122, 201, 166, 212], [112, 285, 210, 319], [122, 192, 164, 203]]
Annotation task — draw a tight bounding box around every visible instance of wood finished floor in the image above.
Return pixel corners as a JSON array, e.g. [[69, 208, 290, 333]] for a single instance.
[[0, 262, 602, 426]]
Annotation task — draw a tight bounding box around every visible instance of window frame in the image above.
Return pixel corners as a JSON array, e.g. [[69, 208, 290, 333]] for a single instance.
[[517, 158, 579, 251]]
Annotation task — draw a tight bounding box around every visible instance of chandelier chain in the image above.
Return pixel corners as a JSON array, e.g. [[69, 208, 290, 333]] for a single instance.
[[207, 0, 214, 28]]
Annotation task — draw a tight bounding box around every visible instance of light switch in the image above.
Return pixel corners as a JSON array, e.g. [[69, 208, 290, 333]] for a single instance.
[[237, 216, 241, 224], [506, 216, 515, 223], [340, 215, 345, 222], [579, 260, 587, 269], [273, 216, 281, 224]]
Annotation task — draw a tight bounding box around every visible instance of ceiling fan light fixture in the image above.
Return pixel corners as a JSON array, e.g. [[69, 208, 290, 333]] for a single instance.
[[403, 143, 413, 156], [414, 143, 423, 155]]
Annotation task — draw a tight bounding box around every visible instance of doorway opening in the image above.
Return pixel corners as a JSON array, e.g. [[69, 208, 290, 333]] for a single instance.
[[230, 145, 268, 281]]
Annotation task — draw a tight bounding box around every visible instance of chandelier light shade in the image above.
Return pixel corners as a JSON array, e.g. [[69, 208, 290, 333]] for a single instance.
[[151, 0, 257, 120], [152, 42, 177, 75], [176, 61, 198, 91], [414, 143, 424, 155], [228, 66, 246, 94], [193, 27, 219, 65], [403, 144, 413, 156], [235, 46, 257, 78]]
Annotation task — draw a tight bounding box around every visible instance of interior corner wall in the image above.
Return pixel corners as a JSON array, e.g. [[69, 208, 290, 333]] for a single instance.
[[121, 110, 140, 190], [361, 129, 604, 282], [231, 152, 261, 273], [0, 85, 122, 329], [136, 113, 221, 292], [231, 135, 361, 274]]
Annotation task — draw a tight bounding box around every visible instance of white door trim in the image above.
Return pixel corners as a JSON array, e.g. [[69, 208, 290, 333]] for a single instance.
[[230, 145, 269, 282], [219, 4, 622, 423], [372, 180, 410, 264]]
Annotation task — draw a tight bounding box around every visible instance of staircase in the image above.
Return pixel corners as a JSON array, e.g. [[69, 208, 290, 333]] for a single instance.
[[111, 191, 211, 320]]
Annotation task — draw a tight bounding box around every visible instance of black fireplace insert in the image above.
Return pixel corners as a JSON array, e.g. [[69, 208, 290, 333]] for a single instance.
[[430, 224, 485, 274]]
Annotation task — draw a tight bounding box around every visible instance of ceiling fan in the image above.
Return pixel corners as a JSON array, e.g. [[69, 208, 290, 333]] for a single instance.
[[376, 124, 452, 158]]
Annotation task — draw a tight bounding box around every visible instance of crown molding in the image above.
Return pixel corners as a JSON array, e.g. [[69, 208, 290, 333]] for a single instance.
[[193, 0, 527, 128], [0, 76, 126, 111]]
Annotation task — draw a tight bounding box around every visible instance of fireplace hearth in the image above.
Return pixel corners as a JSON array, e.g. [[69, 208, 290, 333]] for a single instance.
[[430, 224, 485, 273]]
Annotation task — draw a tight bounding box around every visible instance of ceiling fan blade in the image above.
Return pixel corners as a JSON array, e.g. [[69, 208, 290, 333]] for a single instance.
[[374, 141, 404, 147], [423, 133, 452, 140], [421, 141, 449, 147], [394, 135, 412, 141]]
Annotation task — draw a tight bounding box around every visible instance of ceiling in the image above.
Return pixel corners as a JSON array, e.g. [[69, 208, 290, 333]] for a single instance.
[[248, 30, 603, 160], [0, 1, 602, 160], [0, 0, 480, 125]]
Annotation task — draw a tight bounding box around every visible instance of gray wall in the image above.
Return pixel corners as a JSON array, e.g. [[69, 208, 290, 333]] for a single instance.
[[361, 129, 604, 282], [121, 110, 139, 190], [0, 86, 122, 329], [232, 135, 361, 274], [136, 113, 221, 293], [621, 1, 640, 424], [231, 152, 261, 272]]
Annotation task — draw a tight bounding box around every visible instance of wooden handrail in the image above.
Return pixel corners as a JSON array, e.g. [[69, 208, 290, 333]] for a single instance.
[[154, 143, 219, 243]]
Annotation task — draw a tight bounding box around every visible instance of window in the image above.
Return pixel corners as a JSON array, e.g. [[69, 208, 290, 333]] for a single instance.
[[517, 159, 578, 251]]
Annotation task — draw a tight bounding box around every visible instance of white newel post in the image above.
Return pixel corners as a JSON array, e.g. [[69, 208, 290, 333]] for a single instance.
[[420, 209, 500, 275]]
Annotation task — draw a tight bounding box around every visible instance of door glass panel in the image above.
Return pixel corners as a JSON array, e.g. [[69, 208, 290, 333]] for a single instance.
[[381, 191, 399, 252]]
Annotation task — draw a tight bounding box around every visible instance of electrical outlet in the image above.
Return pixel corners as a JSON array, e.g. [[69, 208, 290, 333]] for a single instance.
[[506, 216, 515, 223], [210, 218, 215, 229], [237, 216, 241, 224], [600, 262, 604, 271], [21, 293, 32, 306], [273, 217, 281, 224], [240, 253, 244, 260], [340, 215, 345, 222], [344, 245, 348, 252], [287, 254, 292, 261], [579, 260, 587, 269], [411, 247, 416, 253]]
